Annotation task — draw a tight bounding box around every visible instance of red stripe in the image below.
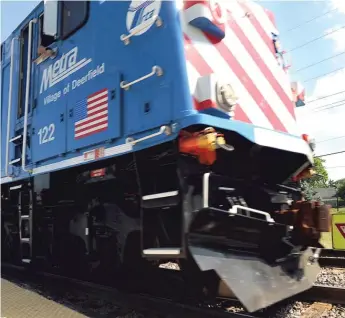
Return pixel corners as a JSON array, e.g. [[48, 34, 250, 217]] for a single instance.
[[85, 107, 108, 120], [88, 101, 108, 112], [88, 93, 108, 106], [239, 2, 276, 59], [185, 34, 248, 119], [184, 34, 213, 74], [226, 10, 295, 119], [264, 8, 277, 28], [184, 0, 206, 10], [197, 99, 217, 110], [202, 32, 287, 132], [233, 105, 251, 123], [75, 120, 108, 136], [88, 88, 107, 99], [75, 127, 108, 140], [76, 113, 108, 129]]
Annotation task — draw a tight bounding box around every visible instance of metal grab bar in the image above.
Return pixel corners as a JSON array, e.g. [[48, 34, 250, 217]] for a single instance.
[[126, 125, 171, 146], [5, 37, 19, 176], [229, 205, 275, 223], [120, 15, 162, 45], [120, 66, 163, 90], [22, 19, 37, 173]]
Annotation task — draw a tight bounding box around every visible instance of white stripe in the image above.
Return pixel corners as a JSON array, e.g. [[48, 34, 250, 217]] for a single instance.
[[75, 117, 108, 132], [75, 110, 108, 125], [229, 2, 293, 101], [254, 127, 313, 162], [185, 60, 200, 97], [143, 191, 179, 201], [88, 97, 108, 109], [88, 90, 108, 103], [245, 1, 279, 36], [221, 21, 299, 134], [10, 184, 22, 190], [182, 16, 273, 129], [1, 177, 13, 183], [88, 104, 108, 115], [51, 58, 89, 84], [143, 248, 181, 255], [75, 123, 108, 138], [31, 143, 132, 175], [184, 3, 212, 24], [50, 58, 92, 86]]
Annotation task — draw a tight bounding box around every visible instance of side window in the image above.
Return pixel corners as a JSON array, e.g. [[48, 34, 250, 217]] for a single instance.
[[61, 1, 88, 39], [39, 14, 55, 49]]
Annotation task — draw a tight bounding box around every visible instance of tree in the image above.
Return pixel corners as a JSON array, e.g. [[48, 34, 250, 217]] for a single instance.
[[299, 157, 328, 201], [305, 157, 329, 188], [336, 179, 345, 200]]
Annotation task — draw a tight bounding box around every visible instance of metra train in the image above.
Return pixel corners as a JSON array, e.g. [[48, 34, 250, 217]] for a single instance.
[[1, 0, 330, 312]]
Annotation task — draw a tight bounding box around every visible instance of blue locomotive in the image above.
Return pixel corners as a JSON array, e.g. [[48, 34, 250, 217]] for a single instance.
[[1, 0, 330, 312]]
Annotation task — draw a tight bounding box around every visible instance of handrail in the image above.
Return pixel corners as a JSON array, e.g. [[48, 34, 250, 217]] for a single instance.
[[229, 205, 275, 223], [22, 19, 37, 173], [126, 125, 171, 145], [120, 15, 162, 45], [5, 37, 19, 176], [120, 65, 163, 90]]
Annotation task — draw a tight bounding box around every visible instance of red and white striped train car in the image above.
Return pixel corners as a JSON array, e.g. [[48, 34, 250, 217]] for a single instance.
[[180, 0, 303, 136]]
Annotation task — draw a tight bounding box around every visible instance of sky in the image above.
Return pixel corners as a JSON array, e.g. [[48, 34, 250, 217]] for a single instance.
[[1, 0, 345, 181]]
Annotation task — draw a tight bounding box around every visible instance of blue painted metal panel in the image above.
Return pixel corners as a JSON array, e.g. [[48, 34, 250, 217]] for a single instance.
[[1, 36, 21, 178], [31, 100, 67, 163], [1, 0, 267, 185]]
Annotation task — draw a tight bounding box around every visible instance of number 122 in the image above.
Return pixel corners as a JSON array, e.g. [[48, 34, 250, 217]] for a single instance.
[[38, 124, 55, 145]]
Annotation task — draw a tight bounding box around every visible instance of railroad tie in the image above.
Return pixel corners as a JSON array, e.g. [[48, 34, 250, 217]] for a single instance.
[[300, 302, 332, 318]]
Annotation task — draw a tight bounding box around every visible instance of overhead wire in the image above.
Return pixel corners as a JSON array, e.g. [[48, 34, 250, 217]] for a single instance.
[[325, 166, 345, 169], [313, 98, 345, 110], [282, 8, 338, 33], [303, 66, 345, 83], [313, 102, 345, 113], [316, 150, 345, 158], [317, 135, 345, 143], [292, 51, 345, 73], [306, 90, 345, 104], [287, 25, 345, 53]]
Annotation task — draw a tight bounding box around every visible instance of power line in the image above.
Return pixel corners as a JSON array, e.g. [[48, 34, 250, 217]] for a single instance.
[[282, 9, 337, 33], [303, 66, 345, 83], [287, 25, 345, 53], [313, 98, 345, 111], [298, 99, 345, 116], [307, 90, 345, 104], [302, 103, 345, 116], [292, 51, 345, 73], [313, 102, 345, 113], [326, 166, 345, 169], [317, 136, 345, 143], [316, 150, 345, 158]]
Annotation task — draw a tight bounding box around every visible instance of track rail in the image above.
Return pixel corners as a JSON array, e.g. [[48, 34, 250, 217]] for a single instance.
[[2, 261, 344, 317], [1, 263, 256, 318], [298, 285, 345, 305], [318, 248, 345, 268]]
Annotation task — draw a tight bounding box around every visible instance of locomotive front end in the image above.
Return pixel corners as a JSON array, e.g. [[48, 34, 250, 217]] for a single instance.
[[175, 0, 331, 312], [176, 126, 329, 312]]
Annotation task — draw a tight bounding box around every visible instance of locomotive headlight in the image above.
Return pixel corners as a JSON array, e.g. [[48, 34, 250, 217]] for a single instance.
[[215, 81, 238, 115]]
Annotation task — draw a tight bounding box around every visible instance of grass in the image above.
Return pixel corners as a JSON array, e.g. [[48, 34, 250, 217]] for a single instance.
[[320, 207, 345, 249]]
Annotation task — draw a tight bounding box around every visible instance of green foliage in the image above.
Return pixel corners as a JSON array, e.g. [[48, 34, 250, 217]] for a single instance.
[[336, 180, 345, 200], [301, 157, 329, 192]]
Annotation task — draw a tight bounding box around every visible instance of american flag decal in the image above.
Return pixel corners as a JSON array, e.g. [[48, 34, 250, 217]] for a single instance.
[[74, 88, 108, 139]]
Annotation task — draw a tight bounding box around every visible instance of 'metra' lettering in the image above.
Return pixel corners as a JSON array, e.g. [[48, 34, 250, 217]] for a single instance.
[[40, 47, 78, 94]]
